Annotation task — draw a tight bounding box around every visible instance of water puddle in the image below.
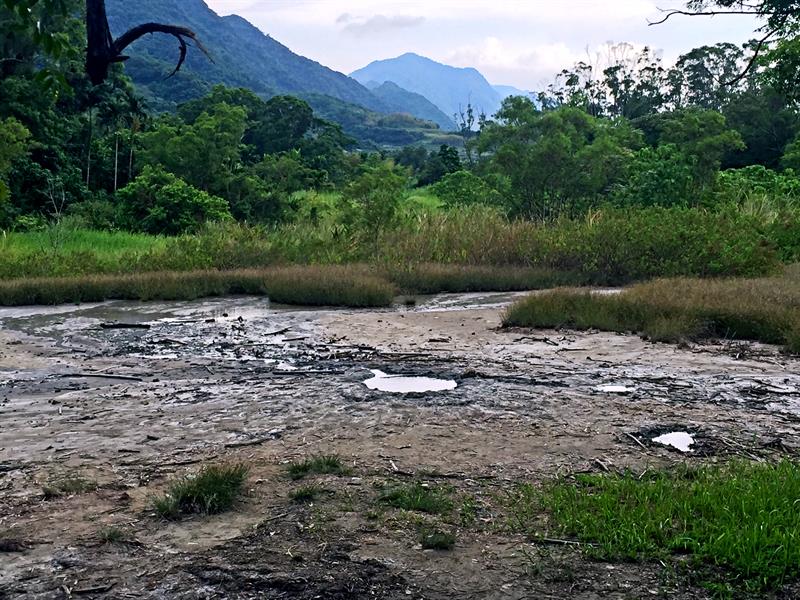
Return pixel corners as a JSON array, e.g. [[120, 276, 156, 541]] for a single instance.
[[652, 431, 694, 453], [363, 369, 457, 394], [596, 385, 635, 394]]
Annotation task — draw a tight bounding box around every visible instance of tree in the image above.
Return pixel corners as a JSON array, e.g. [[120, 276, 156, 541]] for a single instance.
[[1, 0, 208, 86], [653, 1, 800, 87], [0, 117, 30, 209], [116, 165, 231, 234]]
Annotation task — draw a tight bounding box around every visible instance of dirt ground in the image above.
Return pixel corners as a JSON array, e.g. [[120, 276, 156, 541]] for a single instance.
[[1, 292, 799, 599]]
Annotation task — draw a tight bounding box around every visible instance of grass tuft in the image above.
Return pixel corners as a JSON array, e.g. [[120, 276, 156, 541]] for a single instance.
[[290, 484, 324, 504], [510, 460, 800, 592], [42, 475, 97, 500], [286, 455, 350, 480], [153, 463, 249, 520], [97, 526, 129, 544], [380, 483, 453, 515], [419, 527, 456, 550]]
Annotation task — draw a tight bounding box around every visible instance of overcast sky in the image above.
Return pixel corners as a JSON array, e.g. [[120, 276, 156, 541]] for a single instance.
[[204, 0, 761, 90]]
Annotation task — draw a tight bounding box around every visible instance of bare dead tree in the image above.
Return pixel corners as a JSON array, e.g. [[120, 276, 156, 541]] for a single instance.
[[85, 0, 210, 85]]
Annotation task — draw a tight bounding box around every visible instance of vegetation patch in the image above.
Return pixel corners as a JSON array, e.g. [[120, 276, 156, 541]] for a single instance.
[[290, 484, 325, 504], [42, 475, 97, 500], [419, 527, 456, 551], [286, 455, 350, 480], [0, 266, 395, 308], [97, 526, 129, 544], [510, 461, 800, 593], [503, 270, 800, 353], [153, 463, 249, 520], [380, 483, 453, 515]]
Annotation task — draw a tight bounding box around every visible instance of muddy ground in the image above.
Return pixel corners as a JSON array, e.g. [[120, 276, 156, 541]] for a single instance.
[[1, 292, 799, 599]]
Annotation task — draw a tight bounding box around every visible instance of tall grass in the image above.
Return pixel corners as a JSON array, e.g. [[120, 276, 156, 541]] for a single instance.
[[503, 268, 800, 352], [510, 461, 800, 592], [153, 463, 249, 520], [0, 266, 396, 307]]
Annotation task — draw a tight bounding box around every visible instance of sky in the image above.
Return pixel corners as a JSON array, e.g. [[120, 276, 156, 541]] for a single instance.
[[204, 0, 761, 90]]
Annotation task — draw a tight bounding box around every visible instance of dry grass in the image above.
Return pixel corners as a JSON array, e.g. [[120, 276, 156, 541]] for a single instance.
[[0, 266, 396, 308], [504, 268, 800, 352]]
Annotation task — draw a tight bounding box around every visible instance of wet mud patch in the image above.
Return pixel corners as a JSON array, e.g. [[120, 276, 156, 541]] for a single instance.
[[3, 295, 800, 598]]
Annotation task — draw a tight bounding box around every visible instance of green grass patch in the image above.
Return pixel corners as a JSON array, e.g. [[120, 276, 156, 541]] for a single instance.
[[503, 270, 800, 352], [286, 455, 350, 480], [290, 484, 325, 504], [42, 475, 97, 500], [97, 526, 129, 544], [511, 461, 800, 593], [380, 483, 453, 515], [419, 527, 456, 550], [153, 463, 249, 520]]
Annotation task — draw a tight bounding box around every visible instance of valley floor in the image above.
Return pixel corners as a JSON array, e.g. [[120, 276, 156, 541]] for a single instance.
[[1, 293, 799, 599]]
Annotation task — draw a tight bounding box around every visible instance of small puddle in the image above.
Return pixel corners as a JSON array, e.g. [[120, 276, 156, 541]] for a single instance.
[[596, 385, 635, 394], [363, 370, 457, 394], [652, 431, 695, 453]]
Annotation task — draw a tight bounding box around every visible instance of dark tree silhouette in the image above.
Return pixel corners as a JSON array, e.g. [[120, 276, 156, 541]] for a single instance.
[[85, 0, 209, 85]]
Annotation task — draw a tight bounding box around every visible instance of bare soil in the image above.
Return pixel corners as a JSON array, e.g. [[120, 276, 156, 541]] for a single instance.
[[1, 293, 798, 599]]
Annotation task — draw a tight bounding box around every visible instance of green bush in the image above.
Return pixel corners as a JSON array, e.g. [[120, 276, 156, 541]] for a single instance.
[[117, 166, 232, 235], [612, 144, 695, 208], [430, 171, 503, 208]]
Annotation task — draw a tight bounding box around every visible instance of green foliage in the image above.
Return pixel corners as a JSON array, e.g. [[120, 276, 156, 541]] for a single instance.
[[430, 171, 502, 208], [479, 103, 639, 218], [117, 166, 232, 235], [342, 161, 409, 232], [0, 117, 30, 208], [153, 463, 249, 520], [287, 455, 350, 480], [419, 527, 456, 550], [522, 460, 800, 592], [612, 145, 695, 207], [380, 483, 453, 515]]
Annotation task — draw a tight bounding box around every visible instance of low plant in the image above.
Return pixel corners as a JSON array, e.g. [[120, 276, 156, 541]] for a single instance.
[[513, 461, 800, 593], [42, 475, 97, 500], [380, 483, 453, 515], [153, 463, 249, 520], [290, 484, 324, 504], [286, 455, 350, 480], [419, 527, 456, 550]]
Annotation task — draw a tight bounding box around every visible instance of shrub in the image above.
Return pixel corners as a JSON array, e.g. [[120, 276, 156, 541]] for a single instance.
[[153, 463, 249, 519], [117, 166, 232, 235], [430, 171, 503, 208]]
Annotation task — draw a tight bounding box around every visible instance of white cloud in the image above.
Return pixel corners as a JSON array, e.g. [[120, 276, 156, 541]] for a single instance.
[[340, 14, 426, 37]]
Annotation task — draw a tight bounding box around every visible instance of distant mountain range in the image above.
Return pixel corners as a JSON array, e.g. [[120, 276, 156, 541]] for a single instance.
[[351, 53, 506, 122], [104, 0, 530, 146]]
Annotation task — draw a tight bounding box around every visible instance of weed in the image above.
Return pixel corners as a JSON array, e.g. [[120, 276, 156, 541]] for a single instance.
[[98, 527, 128, 544], [286, 455, 350, 480], [380, 483, 453, 515], [42, 475, 97, 500], [512, 461, 800, 593], [290, 484, 324, 504], [153, 463, 249, 520], [419, 527, 456, 550]]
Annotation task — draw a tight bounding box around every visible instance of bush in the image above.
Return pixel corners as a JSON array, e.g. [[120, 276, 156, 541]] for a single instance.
[[117, 166, 232, 235], [430, 171, 503, 208], [612, 144, 695, 208]]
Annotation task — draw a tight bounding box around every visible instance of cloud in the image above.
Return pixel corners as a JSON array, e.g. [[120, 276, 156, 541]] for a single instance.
[[340, 14, 426, 37]]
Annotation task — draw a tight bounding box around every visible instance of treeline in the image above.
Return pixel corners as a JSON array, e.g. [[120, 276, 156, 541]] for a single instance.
[[1, 2, 800, 247]]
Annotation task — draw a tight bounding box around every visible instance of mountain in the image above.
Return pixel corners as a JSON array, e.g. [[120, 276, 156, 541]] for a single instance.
[[351, 53, 504, 121], [365, 81, 456, 131], [494, 85, 532, 100], [105, 0, 386, 112]]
